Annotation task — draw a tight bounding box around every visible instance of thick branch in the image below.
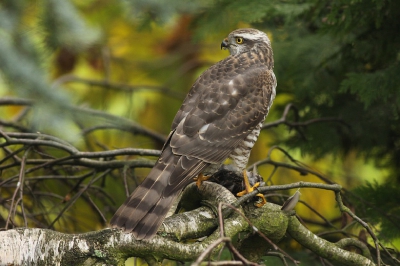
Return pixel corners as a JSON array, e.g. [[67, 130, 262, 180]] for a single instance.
[[0, 182, 242, 265], [287, 216, 375, 266], [0, 176, 378, 266]]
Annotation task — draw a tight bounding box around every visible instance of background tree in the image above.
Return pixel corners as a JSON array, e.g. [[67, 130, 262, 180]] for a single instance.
[[0, 0, 399, 265]]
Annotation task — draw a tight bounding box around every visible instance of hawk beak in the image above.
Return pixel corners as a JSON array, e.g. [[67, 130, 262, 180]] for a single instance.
[[221, 38, 229, 50]]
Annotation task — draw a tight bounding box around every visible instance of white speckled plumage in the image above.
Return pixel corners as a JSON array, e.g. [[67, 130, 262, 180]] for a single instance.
[[110, 28, 276, 240]]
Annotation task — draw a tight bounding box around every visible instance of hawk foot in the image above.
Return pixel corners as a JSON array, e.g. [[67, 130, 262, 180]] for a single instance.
[[236, 170, 267, 207], [194, 173, 211, 188], [254, 193, 267, 207]]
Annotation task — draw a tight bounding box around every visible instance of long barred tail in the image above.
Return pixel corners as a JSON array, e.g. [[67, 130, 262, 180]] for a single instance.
[[110, 146, 208, 240]]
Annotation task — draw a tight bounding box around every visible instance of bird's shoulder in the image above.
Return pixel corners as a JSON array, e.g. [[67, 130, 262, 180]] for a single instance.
[[171, 54, 271, 129]]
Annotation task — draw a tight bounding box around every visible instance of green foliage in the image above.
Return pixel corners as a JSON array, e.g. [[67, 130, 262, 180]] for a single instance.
[[263, 1, 400, 244], [0, 0, 99, 137], [352, 181, 400, 241], [341, 63, 400, 109], [262, 0, 400, 168], [122, 0, 207, 25], [41, 0, 100, 51]]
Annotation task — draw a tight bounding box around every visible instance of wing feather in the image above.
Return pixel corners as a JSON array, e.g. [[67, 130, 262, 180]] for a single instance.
[[170, 55, 275, 164], [111, 37, 276, 240]]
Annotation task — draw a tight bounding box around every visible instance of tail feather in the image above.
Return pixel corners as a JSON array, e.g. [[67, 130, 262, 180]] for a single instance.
[[131, 195, 177, 240], [110, 146, 209, 240]]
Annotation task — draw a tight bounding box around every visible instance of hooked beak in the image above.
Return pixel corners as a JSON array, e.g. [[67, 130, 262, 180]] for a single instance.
[[221, 38, 229, 50]]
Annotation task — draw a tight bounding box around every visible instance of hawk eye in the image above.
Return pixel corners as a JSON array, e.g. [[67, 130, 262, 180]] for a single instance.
[[236, 37, 244, 44]]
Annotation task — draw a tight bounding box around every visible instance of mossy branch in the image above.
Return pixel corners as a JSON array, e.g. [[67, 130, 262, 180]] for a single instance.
[[0, 181, 376, 266]]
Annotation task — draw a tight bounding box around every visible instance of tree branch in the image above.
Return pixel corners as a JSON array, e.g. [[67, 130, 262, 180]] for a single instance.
[[51, 74, 186, 100], [287, 216, 375, 266], [0, 181, 376, 266], [0, 97, 167, 144], [262, 103, 348, 130]]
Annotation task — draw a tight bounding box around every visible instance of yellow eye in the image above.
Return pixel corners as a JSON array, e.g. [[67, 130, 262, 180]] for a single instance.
[[236, 37, 244, 44]]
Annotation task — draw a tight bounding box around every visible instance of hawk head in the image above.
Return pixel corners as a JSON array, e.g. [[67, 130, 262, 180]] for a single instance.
[[221, 28, 271, 56]]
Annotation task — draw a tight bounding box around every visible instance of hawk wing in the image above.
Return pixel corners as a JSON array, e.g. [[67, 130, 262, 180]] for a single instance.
[[167, 55, 275, 193], [110, 54, 275, 240]]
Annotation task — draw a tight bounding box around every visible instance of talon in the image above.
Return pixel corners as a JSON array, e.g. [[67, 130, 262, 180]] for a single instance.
[[255, 193, 267, 207], [194, 173, 210, 188], [236, 170, 266, 207]]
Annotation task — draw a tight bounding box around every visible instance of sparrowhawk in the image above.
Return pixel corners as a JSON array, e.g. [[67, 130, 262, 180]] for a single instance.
[[110, 28, 277, 240]]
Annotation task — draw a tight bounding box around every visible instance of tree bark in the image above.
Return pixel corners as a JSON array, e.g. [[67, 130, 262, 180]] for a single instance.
[[0, 181, 375, 266]]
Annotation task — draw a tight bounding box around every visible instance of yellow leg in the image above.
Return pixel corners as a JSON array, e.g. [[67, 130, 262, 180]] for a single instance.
[[236, 170, 267, 207], [194, 173, 211, 188]]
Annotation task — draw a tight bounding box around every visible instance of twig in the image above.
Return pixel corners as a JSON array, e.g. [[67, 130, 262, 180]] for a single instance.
[[287, 216, 376, 266], [0, 158, 156, 188], [5, 147, 31, 229], [86, 195, 107, 224], [298, 200, 337, 229], [0, 145, 25, 165], [0, 119, 29, 132], [262, 103, 346, 130], [48, 169, 112, 229], [265, 251, 289, 266], [335, 192, 381, 266], [234, 182, 342, 208], [0, 97, 167, 144], [51, 74, 186, 100], [0, 129, 11, 142], [122, 165, 131, 197], [249, 145, 334, 185], [217, 203, 259, 266], [19, 149, 29, 228], [219, 203, 299, 265], [1, 132, 162, 158], [192, 237, 231, 266], [252, 158, 334, 184], [335, 238, 372, 260]]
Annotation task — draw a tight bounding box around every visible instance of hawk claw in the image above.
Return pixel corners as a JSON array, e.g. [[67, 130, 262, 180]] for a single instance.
[[254, 193, 267, 207], [194, 173, 211, 188], [236, 170, 267, 207]]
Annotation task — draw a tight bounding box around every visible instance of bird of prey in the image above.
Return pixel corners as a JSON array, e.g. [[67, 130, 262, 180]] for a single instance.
[[110, 28, 277, 240]]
